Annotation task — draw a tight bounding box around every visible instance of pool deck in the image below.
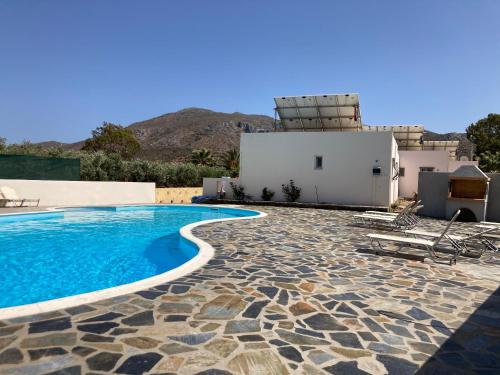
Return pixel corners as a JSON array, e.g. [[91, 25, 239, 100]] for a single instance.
[[0, 206, 498, 374]]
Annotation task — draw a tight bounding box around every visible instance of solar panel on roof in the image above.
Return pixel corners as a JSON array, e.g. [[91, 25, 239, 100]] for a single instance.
[[423, 140, 459, 160], [363, 125, 425, 150], [274, 94, 361, 132], [273, 95, 457, 158]]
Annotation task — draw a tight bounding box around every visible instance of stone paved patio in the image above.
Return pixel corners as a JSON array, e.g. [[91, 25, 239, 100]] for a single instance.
[[0, 206, 499, 374]]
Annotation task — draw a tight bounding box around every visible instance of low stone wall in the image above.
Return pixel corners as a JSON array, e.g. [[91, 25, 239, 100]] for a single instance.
[[155, 187, 203, 204]]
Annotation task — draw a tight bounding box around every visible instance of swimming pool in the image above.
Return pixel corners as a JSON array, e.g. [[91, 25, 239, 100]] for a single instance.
[[0, 205, 261, 311]]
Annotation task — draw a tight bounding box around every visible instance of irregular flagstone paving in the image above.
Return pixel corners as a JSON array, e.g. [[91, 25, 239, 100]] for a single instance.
[[0, 206, 499, 374]]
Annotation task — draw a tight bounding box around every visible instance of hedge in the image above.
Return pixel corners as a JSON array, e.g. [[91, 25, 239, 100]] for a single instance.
[[0, 145, 229, 187]]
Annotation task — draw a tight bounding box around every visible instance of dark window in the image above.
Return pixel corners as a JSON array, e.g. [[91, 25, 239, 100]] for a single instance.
[[399, 167, 405, 177], [314, 156, 323, 170], [420, 167, 435, 172]]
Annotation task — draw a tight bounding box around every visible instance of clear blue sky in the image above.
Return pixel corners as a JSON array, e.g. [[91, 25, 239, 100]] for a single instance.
[[1, 0, 499, 143]]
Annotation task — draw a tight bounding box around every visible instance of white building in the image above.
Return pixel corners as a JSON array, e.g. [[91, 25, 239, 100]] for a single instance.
[[240, 131, 399, 207], [203, 93, 476, 208]]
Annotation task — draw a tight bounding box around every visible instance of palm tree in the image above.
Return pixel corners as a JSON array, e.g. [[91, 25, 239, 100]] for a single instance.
[[220, 148, 240, 177], [191, 148, 215, 166]]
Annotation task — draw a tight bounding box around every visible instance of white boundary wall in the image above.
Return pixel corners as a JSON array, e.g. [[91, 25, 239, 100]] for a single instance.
[[0, 179, 155, 206], [202, 177, 238, 199], [239, 132, 398, 207]]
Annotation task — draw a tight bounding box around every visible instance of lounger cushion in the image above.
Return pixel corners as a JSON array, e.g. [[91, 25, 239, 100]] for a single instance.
[[365, 211, 398, 216], [354, 214, 397, 221], [0, 186, 20, 200]]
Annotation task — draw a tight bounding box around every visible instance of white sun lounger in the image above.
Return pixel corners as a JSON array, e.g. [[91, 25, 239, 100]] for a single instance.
[[477, 226, 500, 237], [0, 186, 40, 207], [367, 210, 461, 265], [354, 201, 421, 230], [365, 205, 423, 219], [480, 221, 500, 227], [404, 226, 498, 257], [364, 200, 418, 217], [476, 224, 500, 238]]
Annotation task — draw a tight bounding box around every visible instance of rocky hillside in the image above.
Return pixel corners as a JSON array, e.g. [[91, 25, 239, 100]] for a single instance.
[[34, 108, 474, 161], [40, 108, 275, 161], [128, 108, 275, 161]]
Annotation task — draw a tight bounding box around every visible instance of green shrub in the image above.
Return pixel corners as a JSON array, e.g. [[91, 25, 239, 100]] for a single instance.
[[174, 163, 199, 187], [102, 153, 126, 181], [230, 182, 250, 201], [161, 163, 177, 187], [0, 144, 230, 187], [198, 165, 228, 179], [80, 152, 110, 181], [282, 180, 301, 202], [261, 187, 275, 201]]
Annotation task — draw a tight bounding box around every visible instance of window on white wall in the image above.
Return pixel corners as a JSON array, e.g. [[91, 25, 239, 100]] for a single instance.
[[419, 167, 435, 172], [399, 167, 405, 177], [314, 156, 323, 170]]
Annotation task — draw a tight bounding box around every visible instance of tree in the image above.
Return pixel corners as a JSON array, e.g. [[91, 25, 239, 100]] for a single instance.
[[220, 148, 240, 177], [478, 151, 500, 173], [0, 137, 6, 151], [466, 114, 500, 155], [82, 122, 140, 159], [191, 148, 215, 166]]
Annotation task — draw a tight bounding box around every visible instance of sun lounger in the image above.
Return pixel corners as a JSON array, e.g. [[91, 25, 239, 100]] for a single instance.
[[0, 186, 40, 207], [367, 210, 461, 265], [480, 221, 500, 227], [355, 202, 412, 220], [476, 224, 500, 238], [354, 201, 421, 230], [364, 200, 418, 216], [404, 226, 498, 257], [483, 233, 500, 243]]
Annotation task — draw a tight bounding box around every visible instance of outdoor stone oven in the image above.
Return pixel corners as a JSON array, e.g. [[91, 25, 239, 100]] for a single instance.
[[446, 165, 490, 221]]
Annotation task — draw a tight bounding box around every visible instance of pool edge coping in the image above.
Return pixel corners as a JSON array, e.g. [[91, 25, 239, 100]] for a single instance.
[[0, 204, 266, 321]]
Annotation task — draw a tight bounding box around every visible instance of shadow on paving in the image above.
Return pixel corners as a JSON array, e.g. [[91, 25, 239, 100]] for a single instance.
[[416, 286, 500, 374]]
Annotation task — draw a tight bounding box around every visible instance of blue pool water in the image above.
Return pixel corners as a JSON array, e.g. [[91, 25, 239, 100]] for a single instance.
[[0, 205, 258, 308]]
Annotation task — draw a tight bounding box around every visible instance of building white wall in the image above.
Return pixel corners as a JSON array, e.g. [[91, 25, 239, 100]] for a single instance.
[[398, 151, 478, 198], [239, 131, 397, 207], [399, 151, 449, 198], [0, 179, 155, 207]]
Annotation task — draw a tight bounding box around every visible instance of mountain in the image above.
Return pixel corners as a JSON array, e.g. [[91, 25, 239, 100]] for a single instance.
[[128, 108, 275, 161], [33, 108, 474, 161], [35, 141, 68, 148], [36, 108, 275, 161]]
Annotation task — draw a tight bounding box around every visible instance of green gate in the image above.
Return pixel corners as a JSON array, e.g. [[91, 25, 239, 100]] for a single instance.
[[0, 155, 80, 181]]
